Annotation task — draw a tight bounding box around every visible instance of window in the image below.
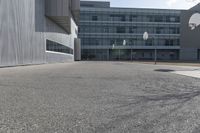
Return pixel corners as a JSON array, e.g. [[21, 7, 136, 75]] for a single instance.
[[142, 53, 145, 58], [116, 26, 126, 33], [129, 39, 137, 45], [116, 39, 123, 45], [103, 27, 109, 33], [156, 27, 164, 34], [150, 53, 153, 57], [166, 16, 180, 22], [155, 16, 163, 22], [145, 39, 153, 46], [166, 16, 176, 22], [169, 27, 176, 34], [129, 26, 137, 33], [129, 15, 137, 21], [147, 16, 154, 22], [165, 40, 170, 46], [165, 39, 174, 46], [110, 40, 115, 45], [92, 39, 100, 45], [92, 16, 98, 21], [110, 15, 126, 21], [46, 40, 73, 54]]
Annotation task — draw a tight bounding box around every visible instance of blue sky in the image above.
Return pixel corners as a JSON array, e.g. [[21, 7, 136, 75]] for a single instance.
[[83, 0, 200, 9]]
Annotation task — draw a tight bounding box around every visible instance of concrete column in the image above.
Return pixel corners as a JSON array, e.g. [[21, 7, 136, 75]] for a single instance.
[[74, 38, 81, 61]]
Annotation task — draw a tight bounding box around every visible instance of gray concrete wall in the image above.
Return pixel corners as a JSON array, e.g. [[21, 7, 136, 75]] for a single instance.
[[180, 5, 200, 61], [45, 17, 78, 63], [74, 38, 81, 61], [0, 0, 46, 66], [46, 52, 73, 63], [0, 0, 78, 67], [45, 0, 71, 33], [45, 0, 80, 33], [45, 0, 70, 17]]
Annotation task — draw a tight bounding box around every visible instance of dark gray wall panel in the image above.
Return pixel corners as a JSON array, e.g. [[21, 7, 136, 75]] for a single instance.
[[180, 48, 198, 61], [180, 10, 200, 48], [180, 5, 200, 60]]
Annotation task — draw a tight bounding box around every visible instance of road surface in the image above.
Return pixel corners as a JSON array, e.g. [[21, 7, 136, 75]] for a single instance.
[[0, 62, 200, 133]]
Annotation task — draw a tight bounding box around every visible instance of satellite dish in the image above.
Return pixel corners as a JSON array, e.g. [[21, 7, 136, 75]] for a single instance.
[[143, 32, 149, 41], [189, 13, 200, 30]]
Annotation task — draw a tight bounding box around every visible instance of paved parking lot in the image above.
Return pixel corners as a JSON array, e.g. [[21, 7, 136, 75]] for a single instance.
[[0, 61, 200, 133]]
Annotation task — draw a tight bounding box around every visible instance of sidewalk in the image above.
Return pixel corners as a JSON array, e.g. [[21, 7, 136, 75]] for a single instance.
[[133, 61, 200, 67], [172, 69, 200, 79]]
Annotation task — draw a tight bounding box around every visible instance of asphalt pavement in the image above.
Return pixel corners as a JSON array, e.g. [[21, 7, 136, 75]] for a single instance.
[[0, 61, 200, 133]]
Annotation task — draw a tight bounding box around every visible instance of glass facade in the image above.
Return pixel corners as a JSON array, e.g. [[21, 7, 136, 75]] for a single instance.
[[79, 2, 182, 60]]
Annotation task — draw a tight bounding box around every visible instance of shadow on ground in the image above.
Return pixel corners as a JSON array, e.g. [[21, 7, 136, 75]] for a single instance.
[[154, 69, 175, 72]]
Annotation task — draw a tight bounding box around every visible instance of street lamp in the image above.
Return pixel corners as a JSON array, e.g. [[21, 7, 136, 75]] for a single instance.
[[143, 32, 157, 65]]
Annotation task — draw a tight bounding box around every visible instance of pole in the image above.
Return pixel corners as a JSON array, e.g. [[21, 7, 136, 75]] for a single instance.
[[131, 49, 133, 61], [154, 38, 157, 65], [107, 49, 110, 61], [154, 48, 157, 65], [119, 49, 120, 60]]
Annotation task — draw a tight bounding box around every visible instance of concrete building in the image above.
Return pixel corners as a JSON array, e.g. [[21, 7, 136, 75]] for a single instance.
[[79, 1, 200, 61], [0, 0, 81, 67]]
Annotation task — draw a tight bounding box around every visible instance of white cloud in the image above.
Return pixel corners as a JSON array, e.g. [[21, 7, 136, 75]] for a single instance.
[[165, 0, 199, 9], [82, 0, 200, 9], [166, 0, 179, 6]]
